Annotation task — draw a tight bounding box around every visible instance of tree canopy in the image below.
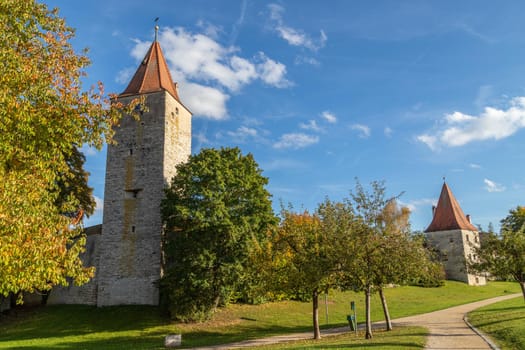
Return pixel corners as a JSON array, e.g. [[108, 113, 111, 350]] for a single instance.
[[160, 147, 277, 321], [0, 0, 137, 299], [472, 206, 525, 301], [258, 181, 441, 340], [261, 202, 355, 339]]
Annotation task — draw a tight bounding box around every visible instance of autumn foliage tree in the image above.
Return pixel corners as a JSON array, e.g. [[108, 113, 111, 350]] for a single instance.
[[0, 0, 138, 300], [260, 181, 441, 340], [264, 206, 348, 339]]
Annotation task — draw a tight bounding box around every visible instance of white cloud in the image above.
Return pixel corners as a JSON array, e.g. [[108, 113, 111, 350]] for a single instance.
[[417, 97, 525, 150], [256, 53, 291, 88], [475, 85, 493, 109], [445, 111, 476, 124], [226, 126, 258, 143], [399, 198, 436, 213], [94, 196, 104, 211], [321, 111, 337, 123], [273, 133, 319, 149], [484, 178, 506, 193], [351, 124, 371, 138], [80, 144, 98, 157], [300, 120, 323, 133], [193, 132, 209, 145], [161, 27, 258, 92], [295, 55, 320, 66], [115, 67, 135, 85], [268, 4, 327, 51], [417, 134, 438, 151], [125, 27, 290, 119], [469, 163, 481, 169], [179, 82, 229, 120], [262, 158, 308, 171], [196, 20, 223, 39], [384, 127, 393, 137], [130, 38, 151, 61]]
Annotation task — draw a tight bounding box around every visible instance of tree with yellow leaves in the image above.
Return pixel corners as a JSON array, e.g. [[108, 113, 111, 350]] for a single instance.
[[0, 0, 139, 301]]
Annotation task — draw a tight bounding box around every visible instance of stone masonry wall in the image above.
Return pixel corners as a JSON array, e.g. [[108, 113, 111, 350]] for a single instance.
[[47, 226, 101, 305], [96, 91, 191, 306], [426, 229, 486, 286]]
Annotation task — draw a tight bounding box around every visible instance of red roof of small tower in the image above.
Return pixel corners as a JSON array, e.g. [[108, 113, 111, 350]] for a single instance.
[[120, 39, 181, 101], [425, 182, 477, 232]]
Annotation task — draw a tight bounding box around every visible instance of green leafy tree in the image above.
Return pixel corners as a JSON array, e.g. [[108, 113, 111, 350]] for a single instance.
[[55, 147, 96, 221], [472, 206, 525, 301], [0, 0, 138, 300], [161, 147, 277, 322]]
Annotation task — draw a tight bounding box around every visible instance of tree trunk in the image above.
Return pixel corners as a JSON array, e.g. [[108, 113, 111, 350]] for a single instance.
[[520, 281, 525, 303], [379, 287, 392, 331], [313, 289, 321, 340], [365, 285, 373, 339]]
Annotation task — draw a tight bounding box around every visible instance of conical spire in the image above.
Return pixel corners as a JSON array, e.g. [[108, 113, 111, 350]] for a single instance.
[[120, 33, 180, 101], [425, 182, 477, 232]]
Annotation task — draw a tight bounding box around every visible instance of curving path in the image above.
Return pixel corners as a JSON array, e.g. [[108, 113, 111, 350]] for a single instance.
[[394, 293, 521, 349], [187, 293, 521, 350]]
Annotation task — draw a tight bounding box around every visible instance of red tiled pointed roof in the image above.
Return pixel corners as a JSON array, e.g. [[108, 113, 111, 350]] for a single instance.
[[425, 183, 477, 232], [119, 40, 181, 101]]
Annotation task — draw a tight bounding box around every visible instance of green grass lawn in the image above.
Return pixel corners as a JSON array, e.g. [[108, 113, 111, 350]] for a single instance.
[[0, 281, 520, 349], [468, 296, 525, 350]]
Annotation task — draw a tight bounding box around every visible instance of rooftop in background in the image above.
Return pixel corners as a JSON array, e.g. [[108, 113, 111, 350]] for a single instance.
[[425, 182, 478, 232]]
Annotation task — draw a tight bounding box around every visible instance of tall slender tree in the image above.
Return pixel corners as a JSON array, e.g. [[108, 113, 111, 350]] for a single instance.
[[343, 181, 442, 337]]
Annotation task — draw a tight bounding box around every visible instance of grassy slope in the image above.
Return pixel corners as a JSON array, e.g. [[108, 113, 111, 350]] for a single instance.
[[468, 296, 525, 350], [0, 281, 520, 349]]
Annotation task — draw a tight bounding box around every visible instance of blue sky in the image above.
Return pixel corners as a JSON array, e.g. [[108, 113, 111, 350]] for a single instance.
[[43, 0, 525, 232]]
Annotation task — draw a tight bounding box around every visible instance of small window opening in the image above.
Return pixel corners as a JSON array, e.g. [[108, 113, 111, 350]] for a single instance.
[[449, 237, 454, 243], [175, 107, 179, 115], [125, 188, 142, 199], [466, 234, 470, 242], [129, 148, 133, 156], [131, 225, 136, 233]]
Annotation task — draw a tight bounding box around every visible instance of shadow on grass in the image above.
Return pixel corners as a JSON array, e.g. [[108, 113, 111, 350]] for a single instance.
[[0, 306, 338, 349], [470, 315, 525, 328], [179, 324, 315, 348], [0, 305, 167, 341], [474, 305, 525, 313], [0, 334, 167, 350]]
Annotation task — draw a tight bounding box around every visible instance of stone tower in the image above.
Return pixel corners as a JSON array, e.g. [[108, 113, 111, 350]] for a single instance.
[[96, 32, 192, 306], [425, 182, 486, 286]]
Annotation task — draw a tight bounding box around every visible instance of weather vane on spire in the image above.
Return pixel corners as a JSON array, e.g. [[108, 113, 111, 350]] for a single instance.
[[154, 17, 159, 42]]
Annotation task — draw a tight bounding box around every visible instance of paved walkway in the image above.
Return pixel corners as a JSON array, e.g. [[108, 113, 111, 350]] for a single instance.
[[188, 293, 521, 349], [395, 293, 520, 349]]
